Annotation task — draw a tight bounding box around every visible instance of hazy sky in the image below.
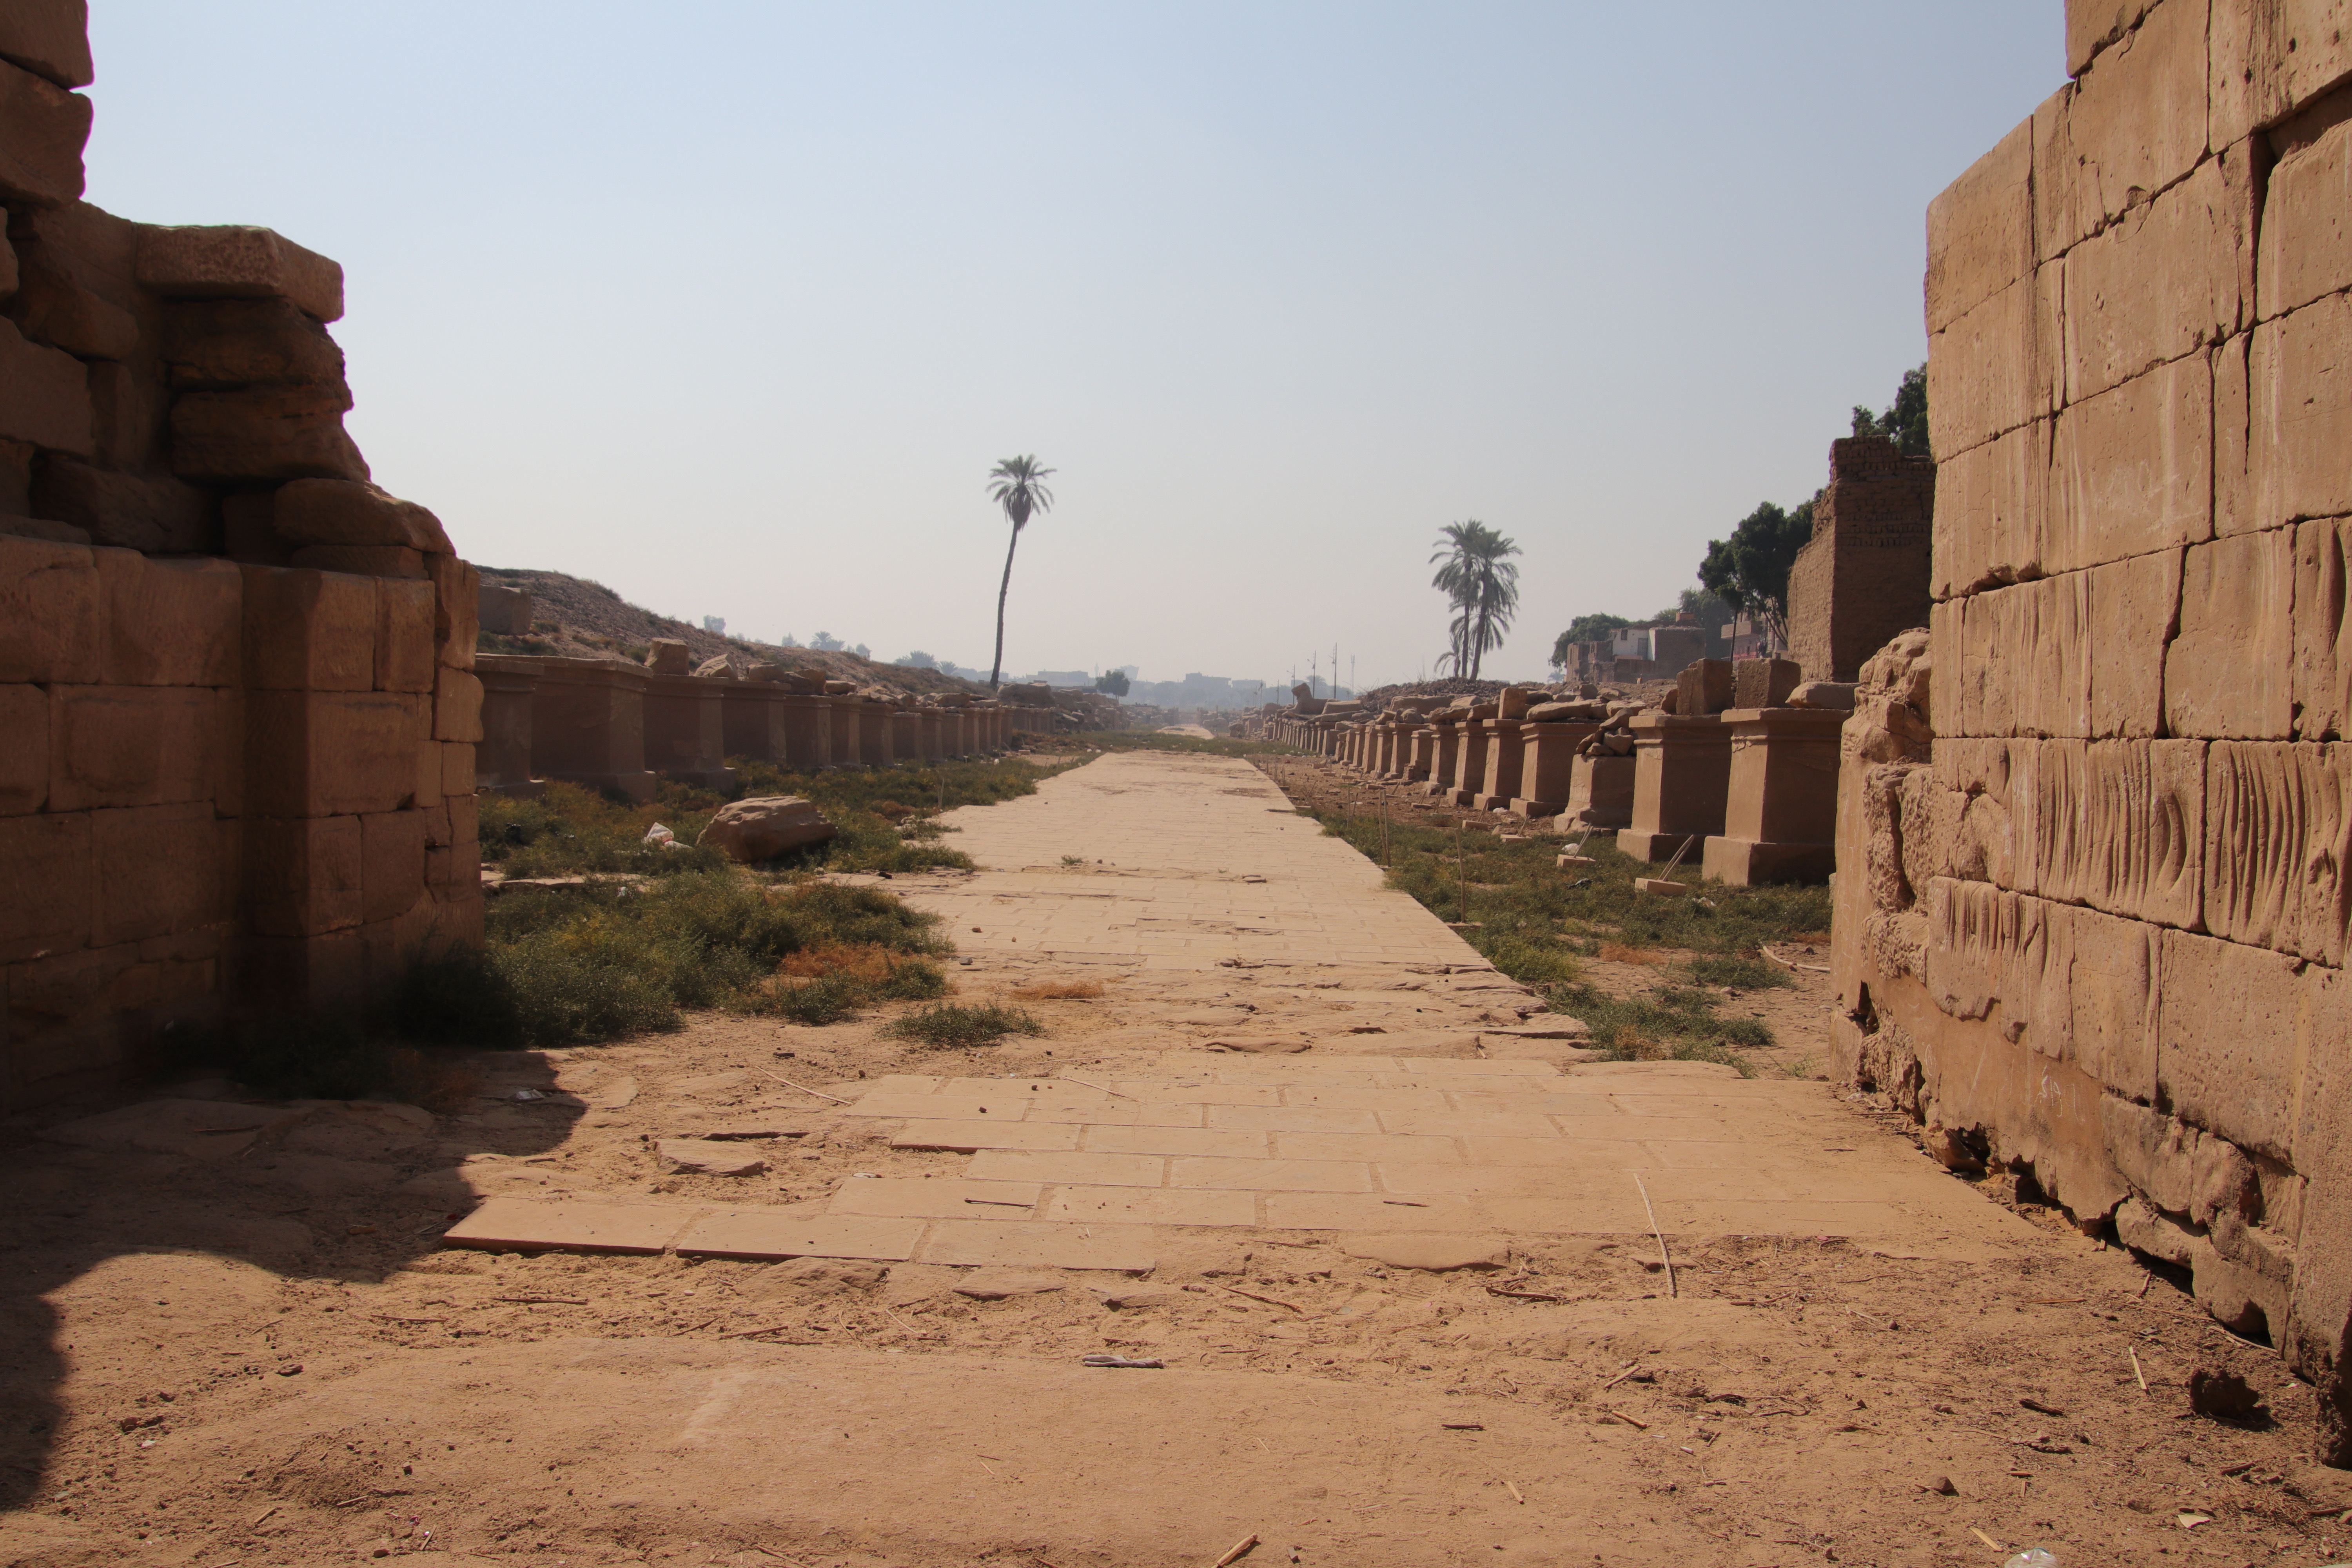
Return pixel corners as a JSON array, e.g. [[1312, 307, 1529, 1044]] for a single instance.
[[87, 2, 2062, 690]]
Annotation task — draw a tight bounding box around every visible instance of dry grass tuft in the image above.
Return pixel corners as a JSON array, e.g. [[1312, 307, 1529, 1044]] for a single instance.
[[1007, 980, 1106, 1001], [779, 942, 922, 983], [1599, 943, 1660, 965]]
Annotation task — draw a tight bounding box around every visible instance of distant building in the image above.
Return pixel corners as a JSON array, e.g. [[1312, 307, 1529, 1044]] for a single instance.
[[1721, 615, 1784, 661]]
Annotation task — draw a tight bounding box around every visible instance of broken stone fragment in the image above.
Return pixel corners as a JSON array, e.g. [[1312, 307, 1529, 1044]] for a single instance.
[[1788, 680, 1857, 710], [697, 796, 837, 863], [643, 639, 690, 674]]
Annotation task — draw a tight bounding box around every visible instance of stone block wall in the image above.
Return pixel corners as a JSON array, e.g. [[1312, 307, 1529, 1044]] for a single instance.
[[1837, 0, 2352, 1463], [0, 2, 481, 1108], [1785, 436, 1935, 682]]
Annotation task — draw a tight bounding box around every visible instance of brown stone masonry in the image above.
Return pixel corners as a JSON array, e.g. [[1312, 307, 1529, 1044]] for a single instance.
[[1841, 0, 2352, 1465]]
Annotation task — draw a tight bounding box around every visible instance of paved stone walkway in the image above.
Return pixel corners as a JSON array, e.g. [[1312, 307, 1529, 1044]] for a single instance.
[[452, 751, 2022, 1266]]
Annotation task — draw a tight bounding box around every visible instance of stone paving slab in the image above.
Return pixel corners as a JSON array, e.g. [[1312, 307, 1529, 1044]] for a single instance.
[[674, 1211, 929, 1263], [443, 1196, 701, 1254]]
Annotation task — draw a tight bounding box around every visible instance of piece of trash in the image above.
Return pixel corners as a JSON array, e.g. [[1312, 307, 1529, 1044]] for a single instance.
[[138, 1438, 155, 1448], [2176, 1512, 2213, 1530], [1441, 1422, 1485, 1430], [1082, 1354, 1163, 1369], [1211, 1533, 1259, 1568], [2002, 1552, 2060, 1568], [510, 1088, 546, 1102], [643, 822, 676, 846]]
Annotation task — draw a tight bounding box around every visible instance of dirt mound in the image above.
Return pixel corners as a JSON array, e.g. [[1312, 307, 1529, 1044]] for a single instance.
[[475, 566, 985, 697]]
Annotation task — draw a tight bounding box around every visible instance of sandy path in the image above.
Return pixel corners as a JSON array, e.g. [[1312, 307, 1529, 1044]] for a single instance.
[[2, 753, 2345, 1567]]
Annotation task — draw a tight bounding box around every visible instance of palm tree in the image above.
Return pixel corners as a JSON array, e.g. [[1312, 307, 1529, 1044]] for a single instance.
[[984, 454, 1056, 691], [1428, 521, 1522, 681]]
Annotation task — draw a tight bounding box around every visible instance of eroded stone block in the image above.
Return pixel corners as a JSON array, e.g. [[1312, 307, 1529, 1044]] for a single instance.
[[1927, 263, 2063, 460], [273, 478, 450, 553], [170, 383, 365, 484], [31, 459, 214, 553], [2040, 0, 2212, 258], [48, 685, 218, 811], [93, 550, 239, 688], [243, 690, 429, 818], [92, 802, 229, 945], [2295, 518, 2352, 741], [134, 224, 343, 322], [374, 579, 435, 695], [0, 56, 88, 207], [0, 532, 98, 682], [0, 1, 95, 89], [2249, 293, 2352, 532], [1927, 116, 2034, 334], [2165, 529, 2295, 740], [2048, 354, 2212, 572], [0, 317, 91, 455], [2157, 928, 2305, 1161], [2063, 152, 2252, 403], [239, 564, 375, 693], [243, 814, 362, 937], [0, 810, 89, 962], [2203, 740, 2348, 965], [2012, 739, 2204, 929]]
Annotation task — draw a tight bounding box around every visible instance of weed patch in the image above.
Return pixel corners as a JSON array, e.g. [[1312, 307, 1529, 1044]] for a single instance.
[[394, 874, 951, 1048], [1685, 955, 1795, 991], [883, 1002, 1044, 1049]]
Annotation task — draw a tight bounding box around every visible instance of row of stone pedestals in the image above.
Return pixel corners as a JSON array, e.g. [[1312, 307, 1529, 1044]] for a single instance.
[[1287, 700, 1844, 886], [474, 656, 1012, 800]]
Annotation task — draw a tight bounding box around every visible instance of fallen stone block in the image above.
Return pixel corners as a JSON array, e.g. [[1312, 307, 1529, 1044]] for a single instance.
[[1788, 681, 1857, 710], [1634, 877, 1691, 896], [697, 796, 836, 863], [644, 639, 690, 674]]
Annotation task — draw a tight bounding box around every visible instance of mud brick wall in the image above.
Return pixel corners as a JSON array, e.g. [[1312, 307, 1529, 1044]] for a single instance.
[[1835, 0, 2352, 1463], [0, 2, 482, 1109], [1784, 436, 1935, 683]]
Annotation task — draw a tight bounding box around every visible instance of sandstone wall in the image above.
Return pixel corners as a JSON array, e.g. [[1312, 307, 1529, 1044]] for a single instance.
[[1837, 0, 2352, 1463], [0, 2, 481, 1108], [1785, 435, 1935, 683]]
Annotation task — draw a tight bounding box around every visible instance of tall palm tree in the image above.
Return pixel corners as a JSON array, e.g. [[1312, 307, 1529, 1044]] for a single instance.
[[1428, 521, 1522, 682], [984, 454, 1055, 691]]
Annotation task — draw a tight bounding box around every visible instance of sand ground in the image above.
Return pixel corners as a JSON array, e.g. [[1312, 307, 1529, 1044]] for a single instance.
[[2, 751, 2346, 1568]]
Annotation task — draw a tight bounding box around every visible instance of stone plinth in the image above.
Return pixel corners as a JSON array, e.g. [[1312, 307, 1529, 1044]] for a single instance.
[[857, 703, 894, 768], [1700, 706, 1845, 885], [1449, 722, 1491, 808], [719, 682, 788, 766], [1421, 723, 1461, 794], [643, 673, 733, 792], [773, 693, 828, 771], [531, 659, 656, 803], [475, 655, 541, 796], [1512, 722, 1600, 817], [1401, 728, 1436, 782], [828, 697, 860, 768], [889, 711, 922, 763], [1614, 714, 1732, 863], [1475, 720, 1526, 812], [1564, 753, 1635, 829]]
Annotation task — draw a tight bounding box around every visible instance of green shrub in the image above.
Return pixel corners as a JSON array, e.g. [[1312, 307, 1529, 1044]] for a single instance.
[[1686, 955, 1795, 991], [882, 1002, 1044, 1048]]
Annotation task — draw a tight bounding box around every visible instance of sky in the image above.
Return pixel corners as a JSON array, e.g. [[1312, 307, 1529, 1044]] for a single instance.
[[85, 2, 2065, 691]]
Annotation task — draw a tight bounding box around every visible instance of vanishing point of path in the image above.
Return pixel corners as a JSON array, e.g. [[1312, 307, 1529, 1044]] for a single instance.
[[4, 751, 2344, 1568]]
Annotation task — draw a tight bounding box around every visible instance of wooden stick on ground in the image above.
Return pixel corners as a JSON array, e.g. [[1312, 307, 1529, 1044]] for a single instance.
[[1211, 1533, 1259, 1568], [1060, 1074, 1138, 1101], [1633, 1172, 1676, 1298], [2130, 1347, 2148, 1392], [754, 1067, 849, 1104]]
